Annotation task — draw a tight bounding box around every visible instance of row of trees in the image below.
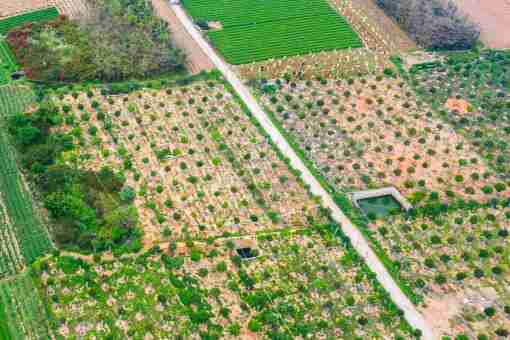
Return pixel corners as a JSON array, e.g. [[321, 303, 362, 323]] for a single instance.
[[375, 0, 480, 50], [7, 0, 185, 82]]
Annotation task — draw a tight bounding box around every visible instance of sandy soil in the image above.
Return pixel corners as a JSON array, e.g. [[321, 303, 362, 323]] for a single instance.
[[150, 0, 214, 74], [421, 294, 463, 338], [452, 0, 510, 48]]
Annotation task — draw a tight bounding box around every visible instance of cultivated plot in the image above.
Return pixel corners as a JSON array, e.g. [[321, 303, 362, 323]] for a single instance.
[[182, 0, 361, 64], [258, 76, 509, 205], [52, 81, 326, 245], [35, 228, 415, 339]]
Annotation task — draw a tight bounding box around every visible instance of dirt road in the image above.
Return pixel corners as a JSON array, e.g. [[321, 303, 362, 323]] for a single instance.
[[150, 0, 214, 74]]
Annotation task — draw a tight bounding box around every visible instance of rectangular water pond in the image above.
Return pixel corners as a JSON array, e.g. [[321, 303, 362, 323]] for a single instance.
[[357, 195, 402, 218]]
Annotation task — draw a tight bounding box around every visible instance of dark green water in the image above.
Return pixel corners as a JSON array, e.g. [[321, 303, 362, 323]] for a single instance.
[[358, 195, 402, 218]]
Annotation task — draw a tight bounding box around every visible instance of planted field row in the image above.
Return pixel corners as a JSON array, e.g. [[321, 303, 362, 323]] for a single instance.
[[0, 86, 52, 267], [183, 0, 361, 64], [0, 134, 53, 264], [0, 273, 52, 340], [209, 15, 361, 65], [0, 40, 17, 85], [0, 7, 59, 35], [0, 195, 23, 277], [0, 85, 35, 118], [182, 0, 332, 28]]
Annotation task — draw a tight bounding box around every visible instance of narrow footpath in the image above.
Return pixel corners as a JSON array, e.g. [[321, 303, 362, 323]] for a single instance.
[[169, 3, 435, 339]]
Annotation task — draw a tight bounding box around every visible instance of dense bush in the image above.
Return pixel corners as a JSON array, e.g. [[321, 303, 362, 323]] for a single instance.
[[375, 0, 479, 50], [7, 0, 184, 82], [7, 103, 142, 253]]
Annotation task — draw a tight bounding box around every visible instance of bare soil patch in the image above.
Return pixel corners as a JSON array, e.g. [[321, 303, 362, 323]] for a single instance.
[[452, 0, 510, 48], [208, 21, 223, 30], [422, 293, 463, 338], [445, 98, 471, 114]]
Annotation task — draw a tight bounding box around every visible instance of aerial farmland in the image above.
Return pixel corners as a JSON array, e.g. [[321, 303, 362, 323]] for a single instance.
[[0, 0, 509, 339]]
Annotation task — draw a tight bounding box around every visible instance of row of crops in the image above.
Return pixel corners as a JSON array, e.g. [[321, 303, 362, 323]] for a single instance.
[[0, 195, 23, 276], [0, 7, 59, 34], [0, 86, 52, 276], [182, 0, 361, 64], [0, 273, 52, 340], [209, 14, 362, 64], [182, 0, 334, 28], [0, 40, 17, 85]]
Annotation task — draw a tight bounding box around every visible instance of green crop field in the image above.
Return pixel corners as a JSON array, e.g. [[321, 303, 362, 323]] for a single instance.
[[0, 7, 59, 35], [0, 86, 52, 273], [0, 40, 17, 85], [181, 0, 362, 64], [0, 273, 52, 340]]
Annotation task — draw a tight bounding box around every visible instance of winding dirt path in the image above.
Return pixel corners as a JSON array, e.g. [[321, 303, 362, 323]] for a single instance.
[[150, 0, 214, 74]]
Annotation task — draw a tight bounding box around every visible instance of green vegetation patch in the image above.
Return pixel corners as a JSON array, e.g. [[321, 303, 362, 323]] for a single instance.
[[0, 40, 17, 85], [182, 0, 361, 64], [6, 0, 183, 83], [34, 227, 415, 338], [0, 272, 52, 340], [0, 7, 59, 35], [0, 86, 52, 271]]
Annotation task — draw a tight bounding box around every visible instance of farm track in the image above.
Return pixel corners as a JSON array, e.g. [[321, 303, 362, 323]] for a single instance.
[[150, 0, 214, 74], [170, 3, 435, 339]]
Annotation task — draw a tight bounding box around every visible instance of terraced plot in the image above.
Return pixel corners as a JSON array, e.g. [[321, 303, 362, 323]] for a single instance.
[[182, 0, 361, 64]]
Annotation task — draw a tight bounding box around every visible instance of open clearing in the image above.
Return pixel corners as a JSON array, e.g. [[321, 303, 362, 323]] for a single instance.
[[181, 0, 361, 65]]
